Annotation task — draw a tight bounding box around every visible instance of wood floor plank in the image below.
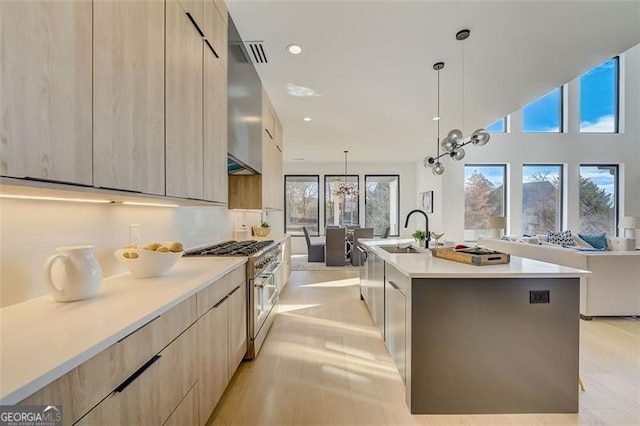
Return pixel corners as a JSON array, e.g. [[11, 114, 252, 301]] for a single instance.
[[207, 270, 640, 426]]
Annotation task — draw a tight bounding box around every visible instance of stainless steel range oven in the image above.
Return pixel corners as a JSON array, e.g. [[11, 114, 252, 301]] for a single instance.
[[184, 239, 281, 358]]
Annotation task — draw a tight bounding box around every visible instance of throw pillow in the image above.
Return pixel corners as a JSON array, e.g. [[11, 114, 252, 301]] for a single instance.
[[578, 233, 607, 250], [572, 235, 594, 248], [547, 230, 576, 247]]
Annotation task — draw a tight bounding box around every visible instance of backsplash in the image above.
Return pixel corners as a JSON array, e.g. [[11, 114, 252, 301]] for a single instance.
[[0, 199, 274, 307]]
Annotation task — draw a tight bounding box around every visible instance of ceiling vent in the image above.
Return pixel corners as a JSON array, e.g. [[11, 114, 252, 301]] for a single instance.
[[245, 41, 268, 64]]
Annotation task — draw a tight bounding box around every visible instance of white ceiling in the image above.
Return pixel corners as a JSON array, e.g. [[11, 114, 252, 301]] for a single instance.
[[227, 0, 640, 163]]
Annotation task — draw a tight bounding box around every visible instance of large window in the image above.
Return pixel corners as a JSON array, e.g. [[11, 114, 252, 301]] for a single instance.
[[522, 87, 563, 132], [522, 165, 563, 235], [486, 117, 507, 133], [579, 165, 618, 236], [325, 175, 359, 229], [580, 57, 619, 133], [464, 165, 507, 241], [284, 175, 319, 235], [365, 175, 400, 237]]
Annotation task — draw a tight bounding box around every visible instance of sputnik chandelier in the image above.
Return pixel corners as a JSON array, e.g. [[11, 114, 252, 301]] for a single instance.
[[423, 29, 490, 176], [333, 150, 359, 196]]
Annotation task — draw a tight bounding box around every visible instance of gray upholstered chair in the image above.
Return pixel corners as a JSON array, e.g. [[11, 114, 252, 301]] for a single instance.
[[303, 226, 325, 262], [382, 226, 391, 238], [351, 227, 374, 266], [325, 227, 347, 266]]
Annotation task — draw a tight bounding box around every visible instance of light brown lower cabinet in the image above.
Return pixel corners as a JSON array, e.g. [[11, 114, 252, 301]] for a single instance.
[[164, 382, 200, 426], [77, 324, 197, 425], [197, 272, 247, 425]]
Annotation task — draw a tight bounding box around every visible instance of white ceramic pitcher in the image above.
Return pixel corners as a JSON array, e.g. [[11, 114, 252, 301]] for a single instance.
[[43, 245, 103, 302]]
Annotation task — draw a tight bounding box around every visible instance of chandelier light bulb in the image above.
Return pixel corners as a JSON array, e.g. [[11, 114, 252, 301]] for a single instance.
[[423, 156, 436, 168], [447, 129, 463, 141], [433, 162, 445, 175], [441, 137, 456, 153], [451, 148, 466, 161], [471, 128, 490, 146]]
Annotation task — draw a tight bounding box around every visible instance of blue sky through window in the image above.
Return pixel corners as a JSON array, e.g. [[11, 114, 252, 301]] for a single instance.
[[522, 88, 562, 132], [464, 166, 504, 187], [579, 166, 615, 196], [580, 58, 618, 132], [486, 118, 506, 133]]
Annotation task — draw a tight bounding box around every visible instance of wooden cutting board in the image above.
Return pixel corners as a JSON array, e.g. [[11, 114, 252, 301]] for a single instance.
[[431, 247, 510, 266]]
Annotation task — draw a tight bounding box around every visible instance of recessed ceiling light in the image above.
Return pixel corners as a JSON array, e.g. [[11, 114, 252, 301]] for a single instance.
[[303, 117, 311, 122], [286, 44, 303, 55], [432, 116, 441, 121]]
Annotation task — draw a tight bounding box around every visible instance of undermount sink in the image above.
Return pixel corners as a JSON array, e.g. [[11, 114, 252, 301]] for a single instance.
[[380, 246, 420, 254]]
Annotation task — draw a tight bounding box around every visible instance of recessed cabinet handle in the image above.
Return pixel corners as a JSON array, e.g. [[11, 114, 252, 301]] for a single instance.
[[213, 295, 229, 308], [186, 12, 204, 38], [114, 355, 161, 393], [388, 280, 399, 291], [205, 39, 220, 58], [228, 285, 241, 296]]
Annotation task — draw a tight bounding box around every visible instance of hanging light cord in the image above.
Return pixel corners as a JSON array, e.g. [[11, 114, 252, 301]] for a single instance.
[[344, 150, 348, 185], [462, 39, 465, 134], [436, 67, 440, 159]]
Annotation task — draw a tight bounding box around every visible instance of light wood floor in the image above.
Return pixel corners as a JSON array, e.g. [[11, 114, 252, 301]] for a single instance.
[[209, 270, 640, 425]]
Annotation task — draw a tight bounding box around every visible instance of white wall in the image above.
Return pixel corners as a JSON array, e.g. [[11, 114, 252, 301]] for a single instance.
[[0, 199, 267, 307], [418, 43, 640, 242], [284, 161, 417, 254]]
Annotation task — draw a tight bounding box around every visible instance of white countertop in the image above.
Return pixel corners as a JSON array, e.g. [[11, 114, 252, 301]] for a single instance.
[[361, 239, 590, 279], [0, 256, 246, 405]]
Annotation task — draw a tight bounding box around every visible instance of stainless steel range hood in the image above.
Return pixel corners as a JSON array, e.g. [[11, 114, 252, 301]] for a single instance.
[[227, 15, 262, 175]]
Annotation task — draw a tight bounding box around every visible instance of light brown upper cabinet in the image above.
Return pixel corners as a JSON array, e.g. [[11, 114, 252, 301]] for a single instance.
[[274, 116, 283, 151], [0, 0, 92, 185], [204, 0, 228, 69], [261, 88, 276, 140], [203, 46, 228, 203], [93, 0, 165, 195], [166, 0, 204, 199]]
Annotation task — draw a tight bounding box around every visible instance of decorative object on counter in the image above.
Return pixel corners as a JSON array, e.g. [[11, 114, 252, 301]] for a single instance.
[[43, 245, 103, 302], [253, 221, 271, 237], [619, 216, 640, 247], [430, 231, 445, 246], [431, 246, 510, 266], [487, 216, 506, 239], [423, 30, 490, 176], [421, 190, 433, 213], [115, 241, 183, 278], [411, 229, 427, 247]]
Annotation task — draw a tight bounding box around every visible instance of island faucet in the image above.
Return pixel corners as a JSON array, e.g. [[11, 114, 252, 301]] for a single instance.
[[404, 209, 430, 245]]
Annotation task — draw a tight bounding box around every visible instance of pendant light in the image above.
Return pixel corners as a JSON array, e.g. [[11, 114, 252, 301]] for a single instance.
[[423, 29, 490, 175]]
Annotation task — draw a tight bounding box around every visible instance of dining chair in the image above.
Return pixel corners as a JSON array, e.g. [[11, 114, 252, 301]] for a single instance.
[[303, 226, 325, 262], [325, 227, 347, 266], [351, 227, 374, 266]]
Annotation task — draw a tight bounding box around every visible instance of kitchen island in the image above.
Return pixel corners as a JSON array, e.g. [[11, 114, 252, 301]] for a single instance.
[[359, 239, 589, 415]]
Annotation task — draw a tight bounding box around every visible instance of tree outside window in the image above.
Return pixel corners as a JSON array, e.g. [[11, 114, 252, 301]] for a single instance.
[[325, 175, 359, 228], [464, 165, 506, 241], [579, 165, 618, 235], [522, 165, 563, 235], [284, 175, 319, 235], [365, 175, 399, 236]]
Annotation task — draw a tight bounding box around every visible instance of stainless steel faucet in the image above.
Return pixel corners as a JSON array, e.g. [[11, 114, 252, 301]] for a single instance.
[[404, 209, 430, 244]]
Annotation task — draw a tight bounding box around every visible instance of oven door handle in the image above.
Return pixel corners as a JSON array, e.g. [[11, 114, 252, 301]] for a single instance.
[[254, 274, 271, 289]]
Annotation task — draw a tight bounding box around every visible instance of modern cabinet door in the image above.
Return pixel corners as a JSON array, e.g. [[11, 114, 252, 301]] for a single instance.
[[368, 252, 385, 340], [203, 46, 228, 203], [164, 383, 199, 426], [273, 145, 284, 210], [274, 116, 283, 151], [227, 283, 247, 377], [166, 0, 204, 199], [93, 0, 165, 194], [385, 273, 407, 384], [0, 0, 92, 185], [198, 297, 229, 424], [177, 0, 205, 34], [203, 0, 227, 68]]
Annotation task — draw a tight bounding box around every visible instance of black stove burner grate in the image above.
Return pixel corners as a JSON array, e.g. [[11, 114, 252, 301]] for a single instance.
[[184, 240, 275, 257]]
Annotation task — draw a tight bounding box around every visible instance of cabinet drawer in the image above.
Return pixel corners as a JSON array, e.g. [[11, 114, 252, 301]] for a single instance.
[[164, 382, 199, 426], [19, 296, 196, 425], [196, 266, 245, 317]]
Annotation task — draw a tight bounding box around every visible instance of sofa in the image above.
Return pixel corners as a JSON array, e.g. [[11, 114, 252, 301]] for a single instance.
[[477, 236, 640, 319]]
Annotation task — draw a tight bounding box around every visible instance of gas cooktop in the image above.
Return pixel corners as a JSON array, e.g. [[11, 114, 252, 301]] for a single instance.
[[183, 240, 275, 257]]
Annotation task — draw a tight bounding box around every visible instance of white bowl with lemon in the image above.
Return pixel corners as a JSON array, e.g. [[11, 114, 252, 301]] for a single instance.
[[115, 241, 184, 279]]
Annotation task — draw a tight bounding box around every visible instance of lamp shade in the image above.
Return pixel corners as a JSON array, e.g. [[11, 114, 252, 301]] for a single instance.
[[487, 216, 506, 229], [620, 216, 640, 229]]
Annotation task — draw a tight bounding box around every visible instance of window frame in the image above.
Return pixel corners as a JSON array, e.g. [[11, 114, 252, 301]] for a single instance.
[[463, 164, 508, 242], [579, 56, 619, 133], [521, 163, 564, 234], [364, 174, 401, 237], [324, 174, 360, 231], [486, 116, 508, 133], [521, 86, 564, 133], [284, 174, 320, 236]]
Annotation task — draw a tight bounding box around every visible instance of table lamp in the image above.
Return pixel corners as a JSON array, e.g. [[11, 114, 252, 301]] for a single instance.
[[619, 216, 640, 249], [488, 216, 506, 239]]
